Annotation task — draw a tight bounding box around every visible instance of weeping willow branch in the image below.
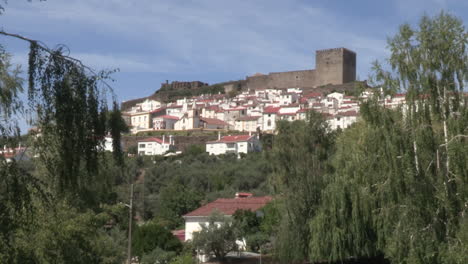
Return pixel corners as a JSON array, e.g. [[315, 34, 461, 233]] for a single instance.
[[1, 29, 125, 206], [0, 30, 116, 93]]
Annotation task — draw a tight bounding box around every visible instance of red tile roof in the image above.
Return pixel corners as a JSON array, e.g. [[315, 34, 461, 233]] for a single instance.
[[200, 117, 229, 126], [207, 135, 254, 144], [338, 110, 359, 117], [184, 196, 272, 217], [264, 106, 281, 114], [172, 229, 185, 242], [297, 108, 310, 113], [137, 137, 166, 144], [150, 107, 166, 114], [304, 92, 322, 98]]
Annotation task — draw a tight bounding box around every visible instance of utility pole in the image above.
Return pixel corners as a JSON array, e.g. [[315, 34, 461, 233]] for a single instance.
[[126, 184, 134, 264]]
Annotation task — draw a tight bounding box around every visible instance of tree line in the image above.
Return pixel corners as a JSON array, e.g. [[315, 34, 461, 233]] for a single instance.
[[0, 5, 466, 264]]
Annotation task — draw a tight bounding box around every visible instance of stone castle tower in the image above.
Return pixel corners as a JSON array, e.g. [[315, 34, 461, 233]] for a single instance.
[[246, 47, 356, 90]]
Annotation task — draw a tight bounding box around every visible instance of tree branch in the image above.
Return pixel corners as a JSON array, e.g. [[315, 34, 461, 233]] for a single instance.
[[0, 30, 116, 93]]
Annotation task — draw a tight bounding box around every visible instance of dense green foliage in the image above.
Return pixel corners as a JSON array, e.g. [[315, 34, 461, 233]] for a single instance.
[[192, 212, 239, 261], [1, 4, 466, 263], [158, 84, 225, 102], [270, 12, 468, 264], [132, 221, 182, 260], [270, 111, 335, 263], [141, 152, 271, 228]]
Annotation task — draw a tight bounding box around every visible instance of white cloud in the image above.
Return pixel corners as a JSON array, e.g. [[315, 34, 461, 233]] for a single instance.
[[0, 0, 414, 80]]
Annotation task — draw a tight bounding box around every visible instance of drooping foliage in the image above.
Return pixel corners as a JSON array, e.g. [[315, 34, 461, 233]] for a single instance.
[[269, 111, 335, 263], [28, 41, 124, 206], [1, 26, 128, 263], [307, 12, 468, 264]]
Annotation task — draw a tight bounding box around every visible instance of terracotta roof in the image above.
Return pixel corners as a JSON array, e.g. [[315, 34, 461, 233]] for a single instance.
[[205, 106, 220, 111], [297, 108, 310, 113], [338, 110, 359, 117], [200, 117, 229, 126], [264, 106, 281, 114], [207, 135, 254, 144], [137, 137, 166, 144], [184, 196, 272, 217], [236, 116, 261, 121], [304, 92, 322, 98], [172, 229, 185, 242], [156, 115, 180, 120], [150, 107, 166, 114], [226, 107, 247, 111]]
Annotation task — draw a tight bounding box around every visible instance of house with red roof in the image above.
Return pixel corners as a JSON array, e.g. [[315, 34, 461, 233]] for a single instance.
[[328, 110, 359, 130], [152, 115, 180, 130], [206, 134, 261, 156], [199, 117, 230, 130], [137, 136, 175, 156], [183, 193, 272, 241]]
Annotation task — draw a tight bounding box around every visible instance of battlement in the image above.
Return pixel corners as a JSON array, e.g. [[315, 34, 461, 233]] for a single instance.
[[316, 47, 356, 54], [246, 47, 356, 90]]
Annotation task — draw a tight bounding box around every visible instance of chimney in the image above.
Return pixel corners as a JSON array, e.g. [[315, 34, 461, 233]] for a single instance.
[[162, 135, 165, 144], [249, 131, 252, 136], [169, 135, 173, 145], [218, 131, 221, 141]]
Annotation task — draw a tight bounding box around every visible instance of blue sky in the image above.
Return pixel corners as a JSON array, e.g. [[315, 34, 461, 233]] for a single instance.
[[1, 0, 467, 105]]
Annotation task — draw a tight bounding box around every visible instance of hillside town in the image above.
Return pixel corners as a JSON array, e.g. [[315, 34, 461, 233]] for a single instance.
[[123, 86, 410, 156], [123, 87, 410, 135]]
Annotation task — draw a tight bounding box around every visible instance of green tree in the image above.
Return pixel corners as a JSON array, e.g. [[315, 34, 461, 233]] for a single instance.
[[132, 220, 182, 260], [269, 111, 335, 263], [309, 12, 468, 264], [141, 247, 177, 264], [192, 211, 239, 261]]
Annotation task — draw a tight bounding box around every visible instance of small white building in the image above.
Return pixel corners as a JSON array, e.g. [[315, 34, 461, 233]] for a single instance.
[[235, 116, 261, 132], [262, 106, 280, 132], [102, 136, 124, 152], [152, 115, 180, 130], [183, 194, 272, 242], [328, 110, 359, 130], [137, 136, 175, 156], [206, 134, 261, 156]]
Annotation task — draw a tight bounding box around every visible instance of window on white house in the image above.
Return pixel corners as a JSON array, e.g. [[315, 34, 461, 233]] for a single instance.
[[139, 144, 146, 148]]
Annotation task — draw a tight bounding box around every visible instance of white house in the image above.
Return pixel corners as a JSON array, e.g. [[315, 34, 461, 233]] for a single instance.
[[199, 117, 230, 130], [235, 116, 261, 132], [328, 110, 359, 130], [183, 194, 272, 242], [102, 136, 124, 152], [137, 136, 175, 155], [152, 115, 180, 130], [206, 134, 261, 156], [262, 106, 280, 132]]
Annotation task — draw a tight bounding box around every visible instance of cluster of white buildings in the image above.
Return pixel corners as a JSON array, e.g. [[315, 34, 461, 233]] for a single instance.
[[124, 87, 411, 156], [123, 88, 403, 134]]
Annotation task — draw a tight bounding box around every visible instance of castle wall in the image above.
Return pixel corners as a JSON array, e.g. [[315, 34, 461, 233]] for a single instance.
[[246, 47, 356, 90]]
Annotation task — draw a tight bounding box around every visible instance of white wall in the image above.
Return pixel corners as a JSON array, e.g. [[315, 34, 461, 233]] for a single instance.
[[138, 141, 173, 155]]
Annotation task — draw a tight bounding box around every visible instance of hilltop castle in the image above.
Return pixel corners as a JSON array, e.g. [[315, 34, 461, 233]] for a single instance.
[[245, 47, 356, 90]]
